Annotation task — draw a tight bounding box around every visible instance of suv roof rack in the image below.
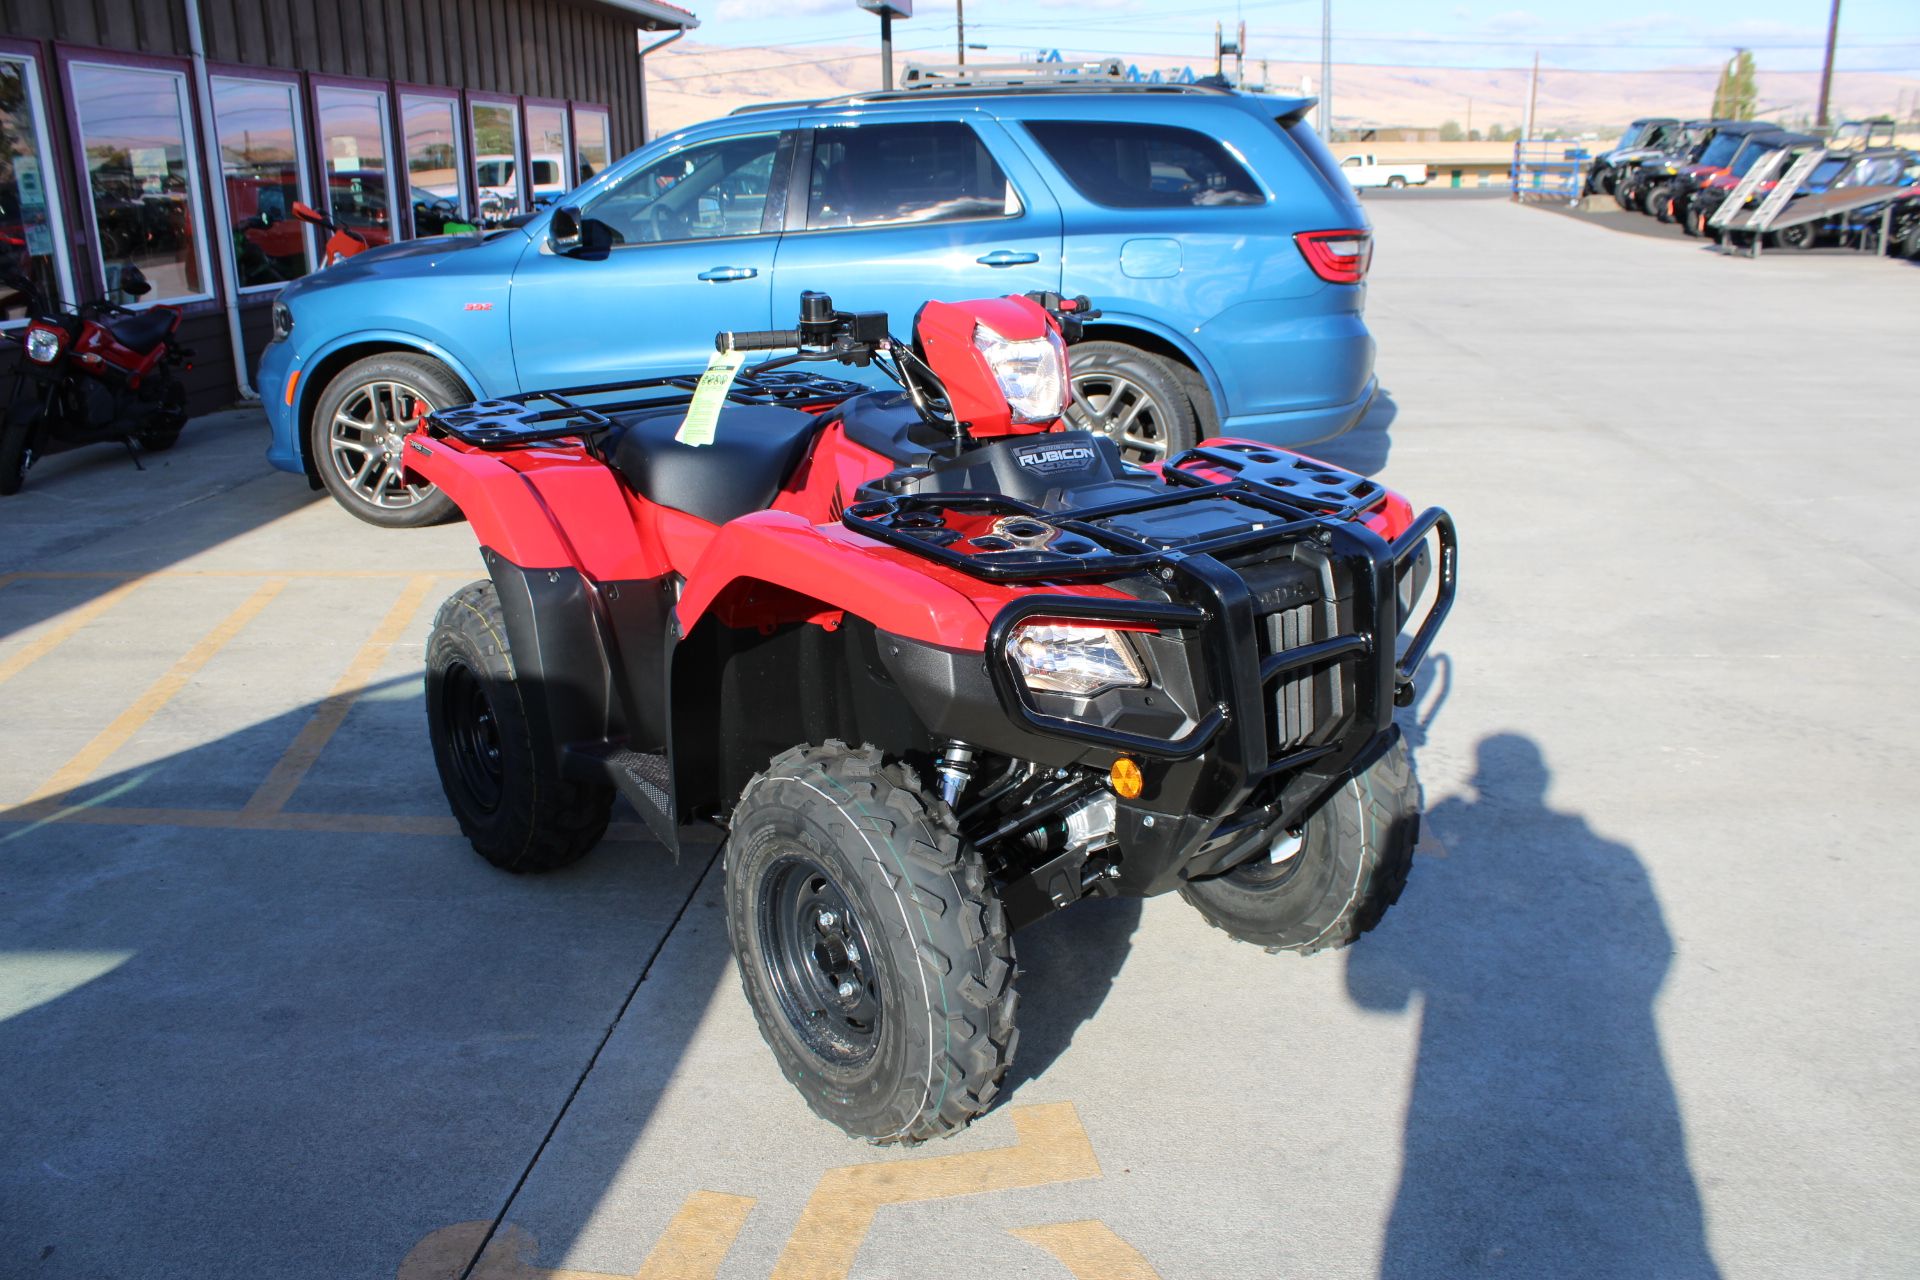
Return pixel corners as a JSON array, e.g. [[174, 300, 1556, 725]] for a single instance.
[[729, 59, 1234, 116]]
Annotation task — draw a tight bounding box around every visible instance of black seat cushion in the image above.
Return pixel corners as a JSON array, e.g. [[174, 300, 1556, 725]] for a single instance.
[[608, 404, 821, 526], [103, 309, 174, 354]]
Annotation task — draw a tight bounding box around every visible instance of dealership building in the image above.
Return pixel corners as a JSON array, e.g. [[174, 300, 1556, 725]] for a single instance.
[[0, 0, 698, 409]]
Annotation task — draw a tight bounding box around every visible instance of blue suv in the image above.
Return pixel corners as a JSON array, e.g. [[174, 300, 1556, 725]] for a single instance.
[[260, 76, 1376, 526]]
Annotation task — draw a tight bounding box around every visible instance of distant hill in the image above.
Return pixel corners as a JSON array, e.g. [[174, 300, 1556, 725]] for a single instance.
[[642, 41, 1920, 141]]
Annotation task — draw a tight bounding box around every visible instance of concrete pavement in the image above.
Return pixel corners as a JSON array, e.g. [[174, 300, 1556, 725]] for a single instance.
[[1, 197, 1916, 1278]]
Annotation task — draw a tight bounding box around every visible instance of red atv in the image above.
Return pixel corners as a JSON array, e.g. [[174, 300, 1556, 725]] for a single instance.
[[405, 291, 1456, 1143]]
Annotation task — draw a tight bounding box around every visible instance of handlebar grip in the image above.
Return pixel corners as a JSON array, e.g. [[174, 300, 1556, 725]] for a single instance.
[[716, 329, 804, 352]]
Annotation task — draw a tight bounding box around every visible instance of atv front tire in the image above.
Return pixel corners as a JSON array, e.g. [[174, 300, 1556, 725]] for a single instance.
[[425, 579, 613, 872], [725, 743, 1017, 1144], [1180, 739, 1418, 954]]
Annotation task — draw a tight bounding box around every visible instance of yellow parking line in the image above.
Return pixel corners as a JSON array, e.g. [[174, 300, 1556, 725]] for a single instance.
[[771, 1102, 1100, 1280], [1010, 1221, 1164, 1279], [634, 1190, 757, 1280], [23, 580, 289, 805], [241, 575, 438, 819], [0, 576, 150, 688]]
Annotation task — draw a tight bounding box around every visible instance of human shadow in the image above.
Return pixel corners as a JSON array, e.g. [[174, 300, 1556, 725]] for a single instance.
[[1347, 733, 1719, 1278], [1301, 387, 1397, 478]]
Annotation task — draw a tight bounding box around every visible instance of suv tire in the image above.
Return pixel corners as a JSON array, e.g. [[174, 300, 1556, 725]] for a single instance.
[[1180, 739, 1418, 955], [425, 579, 613, 872], [1065, 342, 1198, 465], [311, 352, 465, 528], [725, 742, 1017, 1144]]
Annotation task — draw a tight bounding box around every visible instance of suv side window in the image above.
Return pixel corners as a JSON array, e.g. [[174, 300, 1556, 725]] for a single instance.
[[806, 122, 1018, 229], [580, 132, 780, 245], [1025, 121, 1264, 209]]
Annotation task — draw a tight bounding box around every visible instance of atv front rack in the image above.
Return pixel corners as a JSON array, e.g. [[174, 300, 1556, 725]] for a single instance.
[[426, 370, 869, 449], [846, 441, 1456, 836]]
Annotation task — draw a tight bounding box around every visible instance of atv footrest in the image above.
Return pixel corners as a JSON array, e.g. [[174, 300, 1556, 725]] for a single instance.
[[567, 742, 679, 852]]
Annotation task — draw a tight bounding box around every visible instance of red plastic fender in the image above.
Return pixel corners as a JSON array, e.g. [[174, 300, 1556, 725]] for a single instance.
[[403, 433, 664, 580]]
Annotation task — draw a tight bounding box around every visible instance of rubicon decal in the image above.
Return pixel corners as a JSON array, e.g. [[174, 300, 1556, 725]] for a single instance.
[[1013, 443, 1097, 474]]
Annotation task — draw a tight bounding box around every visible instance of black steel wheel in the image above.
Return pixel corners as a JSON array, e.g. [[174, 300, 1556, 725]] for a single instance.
[[725, 742, 1017, 1144], [1776, 222, 1818, 252], [311, 352, 465, 528], [1064, 341, 1198, 465], [1614, 179, 1641, 212], [424, 579, 612, 872], [1649, 185, 1675, 223], [1180, 739, 1419, 955]]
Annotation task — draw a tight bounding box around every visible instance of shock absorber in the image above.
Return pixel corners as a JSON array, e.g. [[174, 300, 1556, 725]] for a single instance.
[[936, 740, 976, 810]]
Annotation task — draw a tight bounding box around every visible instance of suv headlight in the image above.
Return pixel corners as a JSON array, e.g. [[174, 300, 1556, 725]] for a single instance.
[[1009, 621, 1147, 697], [974, 322, 1067, 423], [270, 301, 294, 342], [24, 324, 63, 363]]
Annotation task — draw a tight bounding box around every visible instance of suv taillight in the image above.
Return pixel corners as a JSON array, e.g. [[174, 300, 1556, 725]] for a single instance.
[[1294, 229, 1372, 285]]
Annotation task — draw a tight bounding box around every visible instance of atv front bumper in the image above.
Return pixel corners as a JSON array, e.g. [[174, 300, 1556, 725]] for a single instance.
[[856, 444, 1456, 901]]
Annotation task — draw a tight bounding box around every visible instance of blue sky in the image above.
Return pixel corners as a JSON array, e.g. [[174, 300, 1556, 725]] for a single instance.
[[694, 0, 1920, 74]]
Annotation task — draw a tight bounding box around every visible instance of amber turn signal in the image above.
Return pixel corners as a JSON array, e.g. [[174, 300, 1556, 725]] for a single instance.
[[1109, 756, 1143, 800]]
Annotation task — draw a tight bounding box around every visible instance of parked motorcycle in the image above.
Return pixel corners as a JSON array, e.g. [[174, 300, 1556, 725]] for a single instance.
[[0, 258, 192, 495]]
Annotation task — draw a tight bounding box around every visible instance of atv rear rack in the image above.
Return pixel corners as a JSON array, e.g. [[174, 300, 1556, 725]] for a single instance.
[[425, 370, 869, 449]]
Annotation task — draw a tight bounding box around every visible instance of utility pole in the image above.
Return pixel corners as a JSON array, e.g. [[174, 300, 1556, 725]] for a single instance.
[[956, 0, 965, 66], [1523, 51, 1539, 140], [1320, 0, 1333, 141], [881, 10, 894, 89], [1467, 96, 1473, 138], [1816, 0, 1841, 127]]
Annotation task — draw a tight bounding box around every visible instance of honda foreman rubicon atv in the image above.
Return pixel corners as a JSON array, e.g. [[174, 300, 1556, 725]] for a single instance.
[[404, 289, 1457, 1144]]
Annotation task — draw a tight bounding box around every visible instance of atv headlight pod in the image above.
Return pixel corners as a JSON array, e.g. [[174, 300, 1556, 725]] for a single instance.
[[974, 322, 1067, 423], [24, 324, 63, 364], [1009, 621, 1147, 697]]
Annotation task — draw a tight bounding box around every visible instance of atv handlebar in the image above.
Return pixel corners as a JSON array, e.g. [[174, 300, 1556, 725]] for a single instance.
[[717, 329, 806, 353]]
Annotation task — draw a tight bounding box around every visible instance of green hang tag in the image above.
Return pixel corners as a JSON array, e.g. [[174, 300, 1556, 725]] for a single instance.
[[674, 346, 747, 447]]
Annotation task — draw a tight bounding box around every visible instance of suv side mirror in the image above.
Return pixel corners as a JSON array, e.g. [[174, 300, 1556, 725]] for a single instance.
[[548, 206, 612, 260]]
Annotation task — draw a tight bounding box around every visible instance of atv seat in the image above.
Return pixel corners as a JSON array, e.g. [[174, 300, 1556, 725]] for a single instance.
[[608, 404, 820, 526], [103, 309, 175, 354]]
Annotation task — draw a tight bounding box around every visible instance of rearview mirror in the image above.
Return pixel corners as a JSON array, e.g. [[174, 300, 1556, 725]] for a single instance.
[[547, 206, 611, 260]]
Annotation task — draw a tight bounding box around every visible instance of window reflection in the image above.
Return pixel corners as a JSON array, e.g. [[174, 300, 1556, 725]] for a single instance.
[[316, 86, 392, 246], [0, 57, 68, 321], [470, 101, 522, 226], [575, 108, 611, 184], [525, 104, 569, 207], [71, 61, 206, 304], [402, 95, 466, 235], [211, 77, 310, 288]]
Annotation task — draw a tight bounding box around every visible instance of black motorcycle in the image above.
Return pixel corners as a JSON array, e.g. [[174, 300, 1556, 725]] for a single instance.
[[0, 260, 192, 496]]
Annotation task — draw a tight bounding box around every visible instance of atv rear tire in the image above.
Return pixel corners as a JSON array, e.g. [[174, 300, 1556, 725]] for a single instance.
[[1179, 739, 1418, 955], [725, 742, 1017, 1144], [425, 579, 613, 872]]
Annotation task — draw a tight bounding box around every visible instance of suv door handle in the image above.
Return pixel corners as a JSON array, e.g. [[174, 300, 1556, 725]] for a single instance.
[[976, 250, 1040, 267], [697, 266, 758, 281]]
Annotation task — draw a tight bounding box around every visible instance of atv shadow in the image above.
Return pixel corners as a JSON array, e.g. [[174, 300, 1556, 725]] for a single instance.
[[998, 894, 1143, 1098], [1298, 387, 1397, 478], [1347, 731, 1720, 1279]]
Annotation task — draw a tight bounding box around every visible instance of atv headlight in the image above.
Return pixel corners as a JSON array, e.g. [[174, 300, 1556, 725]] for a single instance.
[[24, 324, 63, 364], [1009, 621, 1147, 697], [974, 323, 1067, 423]]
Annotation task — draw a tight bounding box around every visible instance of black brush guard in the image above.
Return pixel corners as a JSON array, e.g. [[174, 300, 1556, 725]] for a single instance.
[[846, 442, 1456, 862]]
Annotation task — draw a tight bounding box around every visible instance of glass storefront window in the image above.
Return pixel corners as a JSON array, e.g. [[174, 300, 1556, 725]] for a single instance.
[[0, 54, 72, 323], [401, 94, 466, 235], [574, 106, 611, 185], [210, 76, 311, 289], [315, 85, 393, 247], [525, 103, 569, 208], [70, 60, 209, 305], [469, 99, 522, 227]]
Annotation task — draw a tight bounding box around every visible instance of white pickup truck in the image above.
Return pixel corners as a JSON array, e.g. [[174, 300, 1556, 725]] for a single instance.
[[1338, 154, 1432, 189]]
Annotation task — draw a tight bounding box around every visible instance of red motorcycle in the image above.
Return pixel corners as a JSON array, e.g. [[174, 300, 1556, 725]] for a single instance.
[[1, 260, 191, 496], [404, 289, 1456, 1143]]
